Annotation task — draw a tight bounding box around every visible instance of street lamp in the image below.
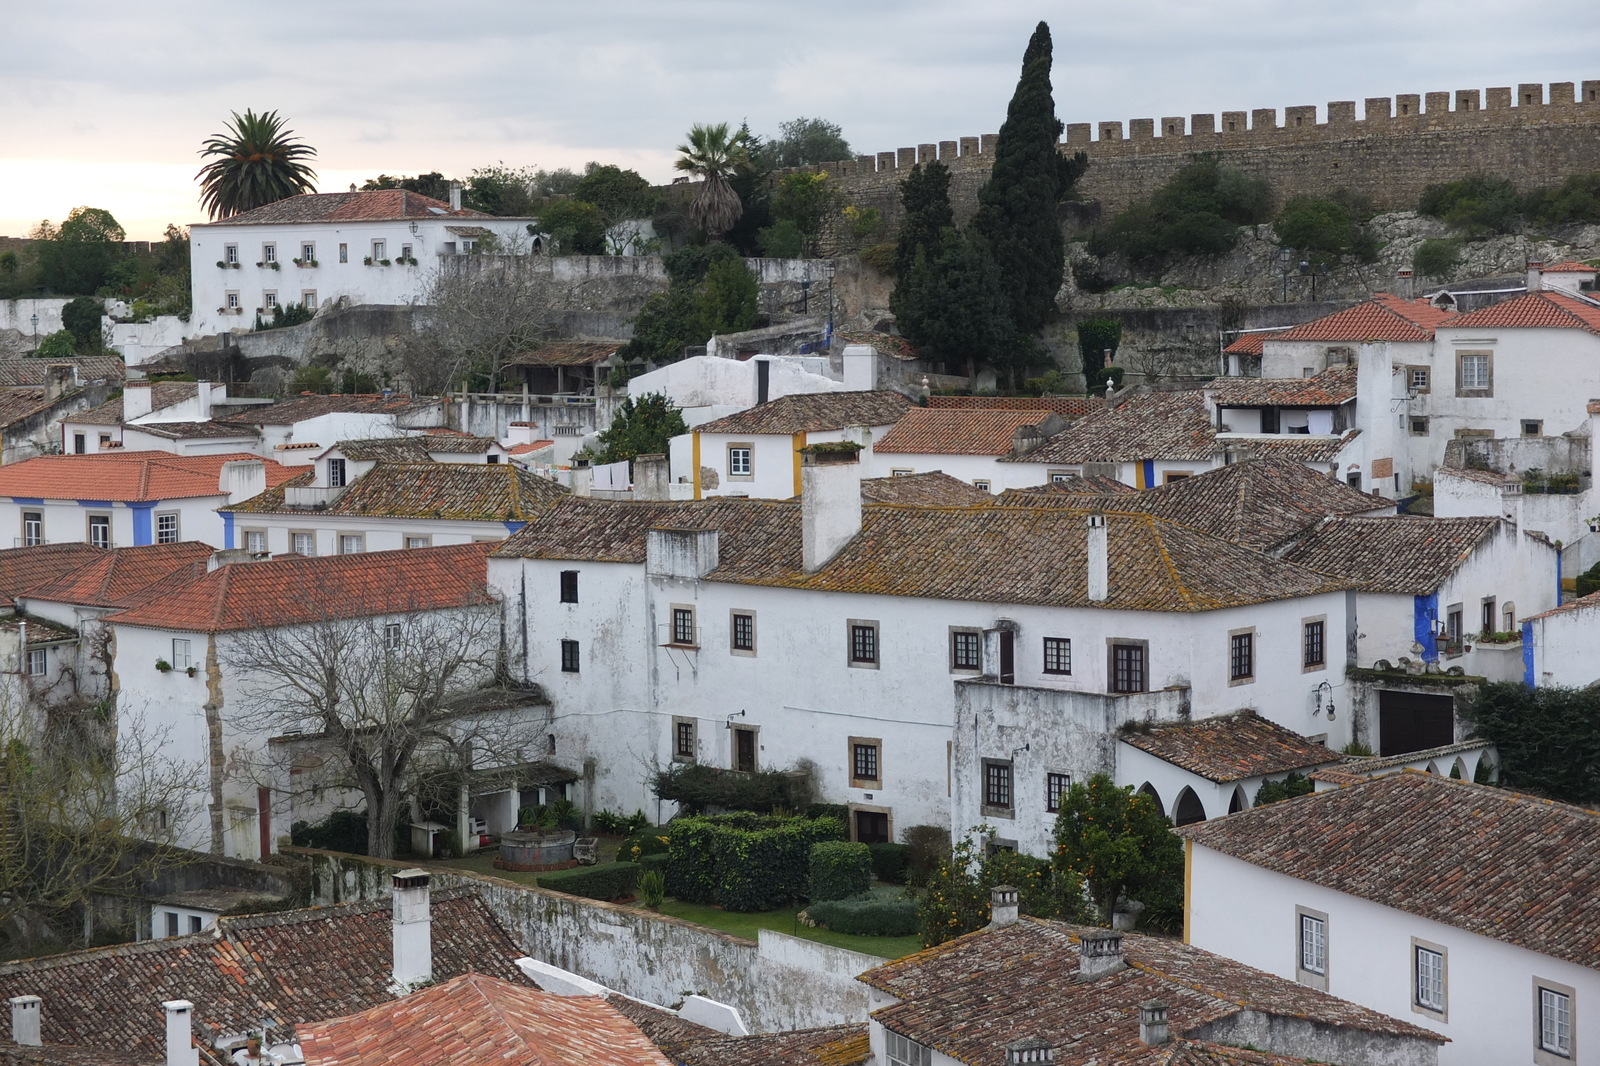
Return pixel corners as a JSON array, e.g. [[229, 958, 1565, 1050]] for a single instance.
[[29, 313, 37, 352], [824, 261, 837, 348]]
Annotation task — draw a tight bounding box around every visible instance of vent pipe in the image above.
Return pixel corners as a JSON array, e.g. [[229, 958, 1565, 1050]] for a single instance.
[[1077, 930, 1126, 980], [1086, 514, 1108, 602]]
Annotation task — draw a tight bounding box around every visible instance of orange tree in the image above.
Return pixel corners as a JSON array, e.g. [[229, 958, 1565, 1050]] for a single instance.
[[1053, 773, 1182, 928]]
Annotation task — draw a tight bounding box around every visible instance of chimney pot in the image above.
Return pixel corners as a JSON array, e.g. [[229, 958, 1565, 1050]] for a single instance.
[[801, 447, 863, 572], [1139, 1000, 1170, 1045], [1004, 1037, 1055, 1065], [9, 995, 40, 1047], [391, 869, 432, 991], [162, 1000, 199, 1066], [989, 885, 1019, 928], [1527, 261, 1546, 292], [1086, 514, 1109, 602], [448, 182, 463, 212], [1077, 930, 1126, 980]]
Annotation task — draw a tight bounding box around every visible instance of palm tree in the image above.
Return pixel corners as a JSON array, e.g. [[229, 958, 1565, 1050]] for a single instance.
[[674, 122, 748, 241], [196, 109, 319, 220]]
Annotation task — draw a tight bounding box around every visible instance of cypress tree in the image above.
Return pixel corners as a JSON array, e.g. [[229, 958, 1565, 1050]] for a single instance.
[[893, 161, 954, 280], [973, 21, 1071, 336]]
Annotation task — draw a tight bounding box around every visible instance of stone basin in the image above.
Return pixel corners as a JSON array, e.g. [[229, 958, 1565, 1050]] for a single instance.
[[498, 829, 576, 868]]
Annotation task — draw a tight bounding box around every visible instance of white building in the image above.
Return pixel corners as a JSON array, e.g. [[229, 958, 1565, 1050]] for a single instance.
[[188, 188, 534, 337], [1181, 771, 1599, 1066], [219, 393, 448, 457], [58, 380, 259, 456], [1523, 590, 1600, 687], [862, 406, 1065, 491]]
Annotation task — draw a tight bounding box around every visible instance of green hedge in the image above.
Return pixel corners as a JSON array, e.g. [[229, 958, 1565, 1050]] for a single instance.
[[805, 898, 920, 937], [614, 827, 672, 862], [652, 763, 808, 813], [809, 841, 872, 902], [537, 861, 641, 901], [866, 842, 910, 884], [666, 813, 847, 911]]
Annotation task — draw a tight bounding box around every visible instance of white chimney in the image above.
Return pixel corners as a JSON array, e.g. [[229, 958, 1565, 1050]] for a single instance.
[[1395, 269, 1414, 299], [195, 381, 213, 421], [1138, 1001, 1170, 1045], [989, 885, 1019, 928], [1077, 930, 1125, 980], [9, 995, 40, 1047], [124, 380, 153, 421], [634, 454, 670, 501], [448, 182, 463, 212], [220, 459, 266, 504], [391, 869, 432, 991], [1527, 261, 1545, 292], [842, 345, 877, 391], [1004, 1038, 1054, 1065], [801, 448, 863, 572], [162, 1000, 198, 1066], [1086, 514, 1108, 602]]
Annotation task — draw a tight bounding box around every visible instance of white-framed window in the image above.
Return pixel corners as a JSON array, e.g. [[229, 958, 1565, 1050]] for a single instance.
[[1043, 636, 1072, 674], [1045, 771, 1071, 812], [982, 759, 1013, 813], [88, 514, 110, 549], [950, 628, 981, 672], [972, 479, 991, 491], [1299, 910, 1327, 977], [338, 534, 364, 555], [1457, 350, 1492, 394], [301, 242, 316, 262], [848, 619, 879, 668], [406, 535, 431, 550], [1412, 939, 1447, 1017], [1408, 366, 1430, 392], [1049, 469, 1080, 483], [727, 444, 753, 478], [890, 468, 914, 477], [301, 290, 317, 307], [1535, 979, 1575, 1063], [461, 238, 477, 253], [291, 531, 316, 556], [224, 244, 239, 265], [372, 240, 386, 261], [156, 512, 179, 544], [171, 638, 192, 671], [243, 529, 267, 554], [21, 511, 42, 547], [338, 243, 348, 263], [885, 1030, 931, 1066], [25, 648, 46, 676], [261, 242, 276, 264], [327, 458, 347, 487], [263, 291, 278, 310], [730, 610, 756, 655], [384, 622, 402, 651], [226, 291, 240, 310], [400, 243, 413, 261]]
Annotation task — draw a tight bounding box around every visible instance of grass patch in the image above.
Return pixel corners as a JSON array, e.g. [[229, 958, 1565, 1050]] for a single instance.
[[655, 898, 923, 959]]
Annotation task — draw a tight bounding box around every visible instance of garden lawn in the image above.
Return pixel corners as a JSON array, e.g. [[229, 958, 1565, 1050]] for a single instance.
[[656, 899, 923, 960]]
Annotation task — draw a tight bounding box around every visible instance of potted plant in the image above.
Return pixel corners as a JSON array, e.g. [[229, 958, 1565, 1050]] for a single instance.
[[268, 261, 281, 271], [379, 258, 391, 266], [186, 665, 198, 678], [363, 256, 374, 266], [154, 658, 172, 673], [216, 260, 228, 269]]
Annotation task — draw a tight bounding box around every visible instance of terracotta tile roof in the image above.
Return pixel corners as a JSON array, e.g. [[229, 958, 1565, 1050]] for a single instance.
[[0, 615, 76, 646], [104, 542, 496, 632], [860, 920, 1441, 1066], [18, 542, 213, 608], [604, 996, 720, 1050], [507, 440, 554, 455], [1317, 738, 1495, 778], [497, 499, 1348, 612], [0, 544, 106, 600], [1120, 710, 1340, 782], [0, 1046, 150, 1066], [1181, 771, 1600, 969], [422, 435, 501, 454], [203, 190, 496, 226], [1525, 586, 1600, 621], [1222, 429, 1361, 464], [1268, 293, 1455, 343], [1448, 289, 1600, 335], [505, 341, 626, 367], [126, 421, 261, 441], [69, 383, 200, 426], [873, 408, 1056, 456], [994, 475, 1137, 501], [1542, 260, 1597, 273], [0, 358, 124, 387], [927, 395, 1094, 418], [1207, 365, 1357, 407], [1000, 391, 1216, 464], [671, 1024, 871, 1066], [324, 437, 434, 462], [695, 391, 913, 435], [299, 974, 671, 1066], [860, 472, 993, 506], [1435, 465, 1518, 487], [1278, 514, 1502, 594], [223, 463, 565, 521], [1110, 458, 1391, 552], [0, 452, 295, 503], [0, 391, 70, 429], [223, 394, 438, 426], [0, 890, 526, 1061], [837, 331, 920, 362], [1221, 330, 1286, 355]]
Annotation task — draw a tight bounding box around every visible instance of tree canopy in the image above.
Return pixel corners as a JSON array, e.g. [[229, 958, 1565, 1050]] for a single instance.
[[1090, 160, 1274, 276], [623, 245, 759, 363], [1053, 773, 1183, 924], [893, 161, 955, 280], [196, 109, 318, 220], [767, 117, 852, 168], [362, 172, 453, 200], [675, 123, 751, 241], [1461, 682, 1600, 804], [33, 207, 128, 296], [594, 392, 689, 466]]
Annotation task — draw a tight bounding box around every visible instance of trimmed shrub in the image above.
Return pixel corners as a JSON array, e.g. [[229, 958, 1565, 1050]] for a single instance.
[[866, 842, 910, 885], [1575, 560, 1600, 599], [592, 809, 650, 836], [805, 802, 849, 824], [809, 841, 872, 902], [666, 813, 847, 912], [291, 810, 368, 854], [901, 825, 950, 887], [652, 763, 808, 814], [538, 861, 641, 902], [615, 827, 672, 863], [805, 898, 920, 937]]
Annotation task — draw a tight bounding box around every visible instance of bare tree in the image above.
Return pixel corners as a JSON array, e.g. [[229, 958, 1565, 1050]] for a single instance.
[[396, 253, 560, 394], [223, 603, 544, 859]]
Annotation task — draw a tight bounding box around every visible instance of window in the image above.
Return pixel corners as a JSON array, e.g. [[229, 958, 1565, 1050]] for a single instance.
[[461, 239, 477, 253], [243, 529, 266, 554], [327, 458, 347, 487], [165, 912, 179, 938], [403, 535, 430, 549], [1045, 771, 1070, 812], [372, 240, 386, 261], [225, 291, 240, 310], [1535, 979, 1575, 1063], [25, 648, 46, 676], [1049, 469, 1080, 483], [156, 513, 179, 544], [1412, 940, 1447, 1017], [338, 534, 364, 555], [1229, 630, 1254, 683], [1457, 350, 1492, 394], [1408, 366, 1431, 392], [21, 511, 42, 547], [1504, 603, 1517, 632], [302, 289, 317, 307], [1445, 606, 1463, 653], [982, 759, 1013, 813], [885, 1031, 931, 1066], [1111, 642, 1146, 693], [972, 479, 991, 491], [560, 639, 580, 673], [338, 243, 348, 263], [188, 915, 203, 934], [400, 243, 412, 261], [301, 242, 315, 262], [1043, 637, 1072, 675], [848, 620, 879, 667], [1409, 417, 1429, 436], [1481, 597, 1497, 636], [673, 717, 697, 762], [1523, 419, 1544, 437], [730, 610, 756, 655], [88, 514, 110, 549], [890, 468, 914, 477], [263, 290, 278, 310], [1300, 912, 1326, 975], [261, 243, 276, 264], [224, 244, 239, 265], [1303, 619, 1326, 669], [850, 738, 881, 787], [1346, 470, 1362, 489], [950, 628, 981, 671], [291, 531, 316, 556], [171, 638, 192, 671], [559, 570, 578, 603], [73, 433, 85, 454], [727, 445, 752, 478], [670, 606, 697, 646], [1163, 471, 1192, 484], [384, 622, 402, 650], [98, 433, 111, 446]]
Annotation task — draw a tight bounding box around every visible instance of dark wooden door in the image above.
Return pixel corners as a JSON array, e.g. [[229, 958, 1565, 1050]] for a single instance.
[[999, 631, 1015, 685], [734, 728, 757, 773], [1378, 690, 1455, 755], [854, 810, 889, 844]]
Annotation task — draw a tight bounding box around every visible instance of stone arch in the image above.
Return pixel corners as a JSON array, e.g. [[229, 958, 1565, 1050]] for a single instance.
[[1228, 785, 1248, 814], [1138, 782, 1165, 818], [1174, 786, 1206, 826], [1451, 756, 1468, 780]]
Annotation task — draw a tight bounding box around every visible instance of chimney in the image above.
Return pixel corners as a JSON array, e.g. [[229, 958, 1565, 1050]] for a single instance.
[[1077, 930, 1126, 980], [801, 448, 863, 572], [9, 996, 40, 1047], [1527, 261, 1545, 292], [448, 182, 463, 212], [1395, 269, 1414, 299], [1138, 1001, 1170, 1046], [220, 458, 266, 504], [43, 365, 74, 403], [634, 454, 670, 501], [841, 344, 877, 391], [124, 380, 153, 421], [1086, 514, 1108, 602], [391, 869, 432, 990], [195, 380, 213, 421], [1004, 1037, 1054, 1065], [989, 885, 1019, 928], [162, 1000, 198, 1066]]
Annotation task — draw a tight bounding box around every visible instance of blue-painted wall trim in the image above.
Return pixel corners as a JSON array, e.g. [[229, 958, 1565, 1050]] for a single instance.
[[502, 521, 526, 535], [75, 500, 114, 509], [129, 502, 156, 546], [1521, 620, 1536, 688], [1141, 460, 1155, 488], [10, 498, 43, 506], [221, 512, 235, 550], [1413, 591, 1440, 662]]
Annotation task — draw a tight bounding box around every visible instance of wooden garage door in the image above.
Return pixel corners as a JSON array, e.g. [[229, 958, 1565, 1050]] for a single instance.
[[1378, 690, 1455, 756]]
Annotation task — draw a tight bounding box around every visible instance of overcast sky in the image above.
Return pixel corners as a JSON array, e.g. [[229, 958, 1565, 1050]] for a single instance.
[[1, 0, 1594, 241]]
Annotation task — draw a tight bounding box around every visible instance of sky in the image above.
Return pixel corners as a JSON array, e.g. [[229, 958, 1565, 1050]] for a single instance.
[[1, 0, 1595, 241]]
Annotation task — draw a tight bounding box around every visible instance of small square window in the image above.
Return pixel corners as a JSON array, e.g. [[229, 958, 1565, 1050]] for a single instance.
[[559, 570, 578, 603], [1409, 417, 1430, 436], [226, 291, 240, 310], [1045, 771, 1071, 812], [727, 445, 753, 478], [1230, 631, 1254, 682], [404, 535, 430, 549], [982, 759, 1013, 812], [890, 468, 914, 477], [384, 622, 402, 650], [1043, 637, 1072, 674], [156, 513, 179, 544], [1409, 366, 1430, 392], [243, 529, 266, 554], [1049, 469, 1079, 483], [1523, 420, 1544, 437], [972, 479, 991, 492], [263, 291, 278, 309], [560, 639, 580, 673], [1413, 940, 1447, 1017], [301, 242, 316, 262], [950, 629, 981, 671], [848, 621, 879, 667], [224, 244, 238, 264], [1303, 619, 1326, 669], [730, 611, 756, 654], [302, 290, 317, 307], [25, 648, 46, 676], [372, 240, 387, 261], [400, 243, 412, 261]]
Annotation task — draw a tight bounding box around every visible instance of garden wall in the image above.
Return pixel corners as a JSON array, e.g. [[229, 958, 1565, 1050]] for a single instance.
[[291, 847, 874, 1032]]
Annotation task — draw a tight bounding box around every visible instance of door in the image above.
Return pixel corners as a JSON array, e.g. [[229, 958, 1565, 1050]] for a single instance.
[[1378, 690, 1455, 755], [998, 631, 1015, 685], [854, 810, 889, 844], [733, 727, 757, 773]]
